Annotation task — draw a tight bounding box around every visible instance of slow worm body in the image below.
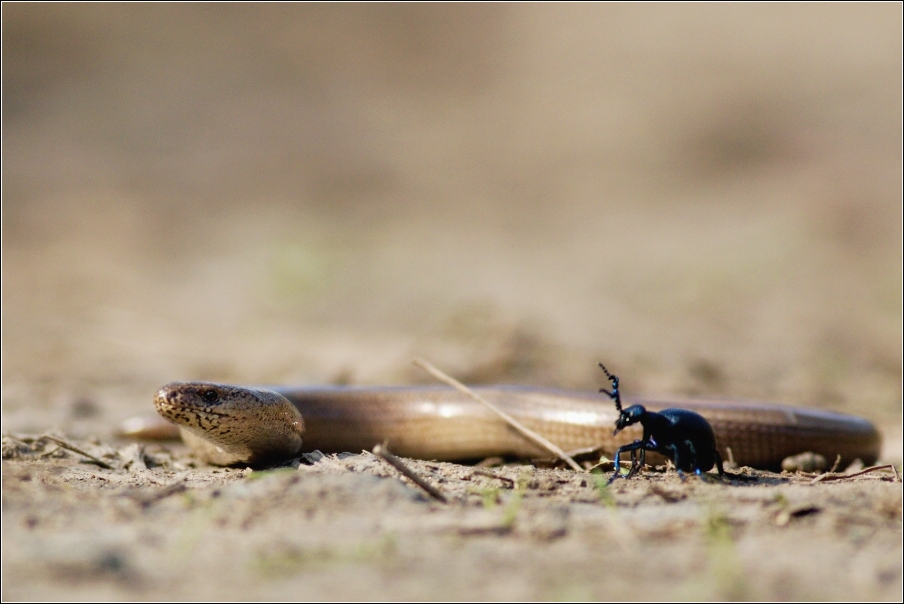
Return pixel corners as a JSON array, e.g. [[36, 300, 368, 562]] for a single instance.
[[151, 382, 881, 469]]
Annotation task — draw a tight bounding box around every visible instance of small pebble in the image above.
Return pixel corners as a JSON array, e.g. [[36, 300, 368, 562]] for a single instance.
[[781, 451, 827, 473]]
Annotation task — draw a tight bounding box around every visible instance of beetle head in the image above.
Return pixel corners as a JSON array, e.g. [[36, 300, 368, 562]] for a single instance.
[[613, 404, 646, 435]]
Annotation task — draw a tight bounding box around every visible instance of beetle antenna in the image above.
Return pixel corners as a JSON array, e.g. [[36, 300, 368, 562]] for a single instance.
[[598, 362, 622, 412]]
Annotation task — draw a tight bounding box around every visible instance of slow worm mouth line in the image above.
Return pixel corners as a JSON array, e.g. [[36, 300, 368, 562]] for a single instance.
[[156, 402, 232, 420]]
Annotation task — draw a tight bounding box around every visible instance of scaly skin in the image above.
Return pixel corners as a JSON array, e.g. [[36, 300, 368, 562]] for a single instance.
[[153, 382, 881, 469]]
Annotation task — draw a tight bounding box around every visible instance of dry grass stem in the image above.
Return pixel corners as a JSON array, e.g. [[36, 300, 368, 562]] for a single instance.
[[413, 358, 584, 472], [40, 434, 116, 470], [809, 464, 899, 484], [373, 444, 448, 503]]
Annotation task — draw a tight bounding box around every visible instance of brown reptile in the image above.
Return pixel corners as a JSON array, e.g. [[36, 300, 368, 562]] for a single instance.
[[149, 381, 881, 470]]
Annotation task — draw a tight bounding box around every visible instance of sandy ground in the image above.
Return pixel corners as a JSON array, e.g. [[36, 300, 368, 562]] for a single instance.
[[2, 436, 902, 601], [2, 5, 902, 601]]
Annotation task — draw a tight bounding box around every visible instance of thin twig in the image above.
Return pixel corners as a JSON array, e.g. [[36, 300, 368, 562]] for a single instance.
[[38, 443, 62, 458], [469, 469, 515, 487], [564, 444, 606, 458], [413, 358, 584, 472], [373, 444, 447, 503], [41, 434, 116, 469], [828, 454, 841, 473], [808, 453, 841, 484], [810, 464, 897, 484], [809, 471, 830, 484], [808, 454, 846, 483], [724, 447, 736, 466], [134, 483, 188, 508], [585, 458, 632, 474]]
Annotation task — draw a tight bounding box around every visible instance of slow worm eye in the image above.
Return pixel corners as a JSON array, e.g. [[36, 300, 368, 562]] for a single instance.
[[203, 389, 219, 403]]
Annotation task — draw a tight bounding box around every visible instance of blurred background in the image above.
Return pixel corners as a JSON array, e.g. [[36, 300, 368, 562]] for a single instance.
[[2, 5, 901, 450]]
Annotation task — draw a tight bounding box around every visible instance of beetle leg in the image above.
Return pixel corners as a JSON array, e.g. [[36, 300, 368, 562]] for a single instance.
[[626, 455, 639, 478], [628, 439, 647, 478], [680, 440, 700, 477], [686, 439, 697, 460], [609, 440, 647, 483], [627, 446, 646, 478], [609, 447, 624, 484], [713, 449, 725, 476]]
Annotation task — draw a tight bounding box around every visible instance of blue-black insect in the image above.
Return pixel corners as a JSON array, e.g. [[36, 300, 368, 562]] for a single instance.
[[599, 363, 725, 483]]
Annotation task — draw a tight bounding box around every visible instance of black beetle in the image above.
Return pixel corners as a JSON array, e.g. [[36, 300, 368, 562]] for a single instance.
[[598, 363, 725, 483]]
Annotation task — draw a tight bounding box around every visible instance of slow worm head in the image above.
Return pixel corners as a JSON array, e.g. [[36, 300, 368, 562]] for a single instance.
[[155, 382, 304, 465]]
